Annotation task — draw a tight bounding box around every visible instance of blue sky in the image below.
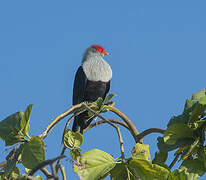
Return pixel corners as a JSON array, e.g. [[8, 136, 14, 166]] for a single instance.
[[0, 0, 206, 179]]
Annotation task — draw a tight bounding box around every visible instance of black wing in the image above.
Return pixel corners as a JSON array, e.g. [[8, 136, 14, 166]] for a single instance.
[[72, 66, 87, 105], [104, 80, 110, 98]]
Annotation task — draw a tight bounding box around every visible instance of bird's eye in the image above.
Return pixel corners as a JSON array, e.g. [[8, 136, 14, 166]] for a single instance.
[[98, 48, 104, 53]]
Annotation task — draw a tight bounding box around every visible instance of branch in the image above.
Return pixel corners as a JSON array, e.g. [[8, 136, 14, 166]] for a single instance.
[[40, 167, 52, 178], [104, 105, 140, 143], [59, 164, 66, 180], [169, 154, 180, 169], [0, 161, 6, 168], [29, 155, 66, 176], [56, 146, 67, 172], [82, 103, 125, 162], [40, 103, 85, 139], [84, 119, 129, 132], [136, 128, 165, 143], [56, 111, 85, 172], [61, 114, 76, 144], [51, 161, 58, 180], [27, 176, 35, 180]]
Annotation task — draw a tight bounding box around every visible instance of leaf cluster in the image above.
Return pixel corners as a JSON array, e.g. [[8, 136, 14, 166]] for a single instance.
[[1, 90, 206, 179], [156, 89, 206, 179], [71, 141, 170, 180], [0, 105, 45, 179]]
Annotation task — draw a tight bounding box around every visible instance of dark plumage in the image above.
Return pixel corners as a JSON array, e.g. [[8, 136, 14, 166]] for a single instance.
[[72, 45, 112, 133]]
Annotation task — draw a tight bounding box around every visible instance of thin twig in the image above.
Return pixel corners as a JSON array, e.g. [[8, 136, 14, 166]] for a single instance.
[[29, 155, 66, 176], [40, 167, 52, 178], [0, 160, 52, 178], [40, 103, 85, 139], [61, 108, 86, 144], [56, 146, 67, 172], [0, 161, 6, 168], [61, 114, 76, 144], [27, 176, 35, 180], [136, 128, 165, 143], [169, 154, 180, 169], [84, 119, 129, 132], [83, 103, 126, 162], [56, 111, 85, 172], [59, 164, 67, 180], [51, 162, 58, 180], [104, 105, 140, 143]]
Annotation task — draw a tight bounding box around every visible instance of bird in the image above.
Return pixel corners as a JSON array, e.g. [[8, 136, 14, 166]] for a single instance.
[[72, 45, 112, 134]]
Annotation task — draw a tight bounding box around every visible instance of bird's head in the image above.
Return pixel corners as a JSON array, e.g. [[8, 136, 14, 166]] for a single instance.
[[83, 44, 109, 59], [91, 45, 109, 56]]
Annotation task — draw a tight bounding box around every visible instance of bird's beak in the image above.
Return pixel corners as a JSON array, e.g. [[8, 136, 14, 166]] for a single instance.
[[104, 51, 109, 55]]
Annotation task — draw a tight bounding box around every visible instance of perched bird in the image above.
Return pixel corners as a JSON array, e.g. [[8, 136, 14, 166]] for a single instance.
[[72, 45, 112, 133]]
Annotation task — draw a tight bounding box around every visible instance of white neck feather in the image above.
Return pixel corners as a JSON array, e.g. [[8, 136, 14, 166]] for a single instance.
[[82, 48, 112, 82]]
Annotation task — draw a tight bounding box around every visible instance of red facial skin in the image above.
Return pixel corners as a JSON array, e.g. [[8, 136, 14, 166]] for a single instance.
[[92, 45, 108, 55]]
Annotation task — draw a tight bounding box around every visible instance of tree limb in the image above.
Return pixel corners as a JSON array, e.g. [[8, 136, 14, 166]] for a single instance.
[[56, 146, 67, 172], [84, 119, 129, 132], [40, 167, 52, 178], [29, 155, 66, 176], [40, 103, 85, 139], [169, 154, 180, 169], [104, 105, 140, 143], [136, 128, 165, 143], [59, 164, 66, 180], [0, 161, 6, 168], [82, 103, 126, 162], [61, 114, 76, 144]]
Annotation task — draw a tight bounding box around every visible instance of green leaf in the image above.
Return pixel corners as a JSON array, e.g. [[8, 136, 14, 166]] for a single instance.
[[157, 137, 194, 152], [198, 146, 206, 170], [110, 163, 129, 180], [168, 96, 206, 126], [103, 93, 117, 105], [192, 89, 206, 100], [164, 124, 193, 145], [181, 138, 199, 160], [131, 143, 151, 161], [0, 104, 33, 146], [152, 151, 168, 164], [8, 167, 20, 179], [30, 175, 43, 180], [168, 99, 198, 126], [184, 99, 198, 112], [22, 104, 33, 138], [64, 129, 83, 149], [189, 96, 206, 123], [16, 175, 43, 180], [110, 162, 139, 180], [169, 158, 205, 180], [95, 97, 104, 108], [190, 119, 206, 130], [0, 111, 25, 146], [73, 149, 116, 180], [152, 151, 169, 169], [24, 167, 31, 175], [87, 111, 94, 117], [22, 136, 45, 169], [87, 98, 103, 117], [168, 170, 189, 180], [0, 167, 21, 180], [128, 159, 170, 180], [70, 149, 81, 160], [4, 145, 22, 175], [16, 175, 28, 180]]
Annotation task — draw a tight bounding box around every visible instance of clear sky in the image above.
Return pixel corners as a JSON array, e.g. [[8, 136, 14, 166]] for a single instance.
[[0, 0, 206, 179]]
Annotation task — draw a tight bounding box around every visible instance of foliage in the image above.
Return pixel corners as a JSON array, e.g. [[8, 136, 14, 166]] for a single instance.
[[0, 90, 206, 179]]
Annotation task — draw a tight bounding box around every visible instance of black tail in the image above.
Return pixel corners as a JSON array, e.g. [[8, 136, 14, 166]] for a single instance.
[[72, 111, 94, 134]]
